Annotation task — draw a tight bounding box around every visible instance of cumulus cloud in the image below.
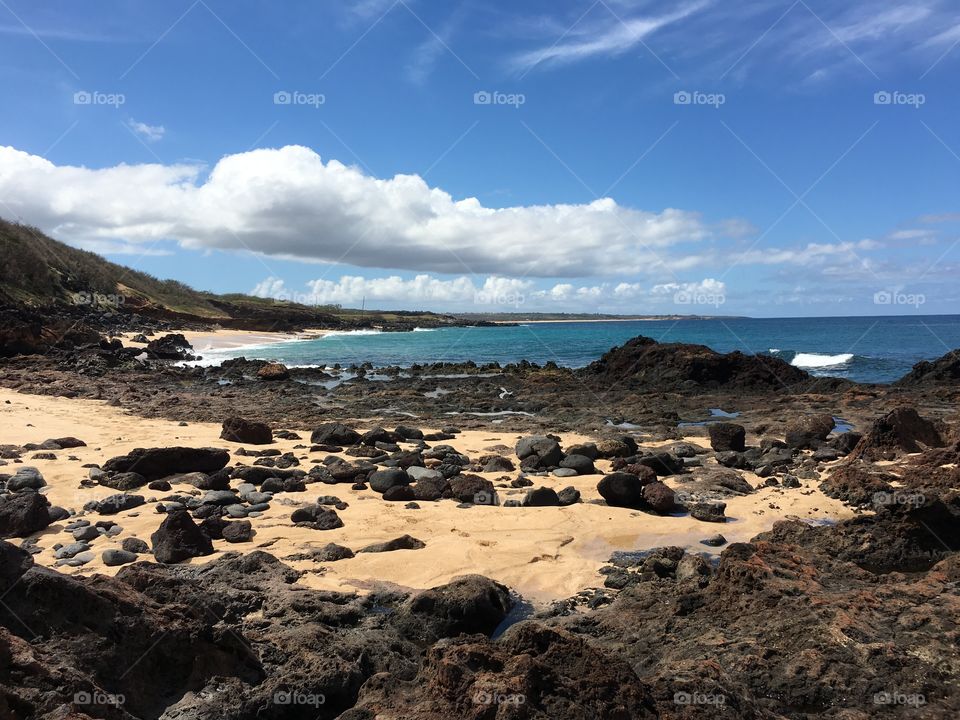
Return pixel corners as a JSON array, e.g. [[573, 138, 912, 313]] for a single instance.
[[126, 120, 165, 142], [0, 144, 730, 278]]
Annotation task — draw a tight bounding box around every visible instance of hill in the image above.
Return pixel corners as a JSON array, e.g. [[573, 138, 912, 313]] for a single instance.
[[0, 218, 474, 332]]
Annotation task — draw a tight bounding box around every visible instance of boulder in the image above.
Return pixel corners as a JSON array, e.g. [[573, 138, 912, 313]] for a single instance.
[[597, 472, 645, 509], [290, 505, 344, 530], [102, 447, 230, 481], [397, 574, 512, 641], [359, 534, 426, 553], [368, 468, 410, 494], [121, 537, 149, 554], [523, 486, 561, 507], [102, 549, 138, 567], [515, 436, 563, 467], [785, 414, 835, 449], [709, 423, 746, 452], [850, 407, 946, 461], [690, 501, 727, 523], [310, 423, 362, 446], [6, 467, 46, 491], [220, 417, 273, 445], [557, 486, 581, 506], [98, 471, 148, 491], [85, 493, 145, 515], [0, 491, 50, 538], [257, 362, 289, 381], [383, 485, 417, 502], [150, 510, 214, 564], [559, 454, 596, 475], [449, 475, 494, 503], [642, 481, 677, 514], [221, 520, 253, 543]]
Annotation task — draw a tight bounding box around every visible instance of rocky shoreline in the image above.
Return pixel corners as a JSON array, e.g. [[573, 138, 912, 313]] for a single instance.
[[1, 328, 959, 718]]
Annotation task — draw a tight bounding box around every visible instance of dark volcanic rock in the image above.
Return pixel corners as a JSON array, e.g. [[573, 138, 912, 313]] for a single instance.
[[220, 416, 274, 445], [383, 485, 417, 502], [896, 348, 960, 386], [784, 413, 835, 449], [524, 486, 561, 507], [98, 470, 148, 490], [642, 481, 677, 514], [559, 453, 596, 475], [0, 491, 50, 538], [257, 362, 290, 381], [597, 472, 645, 509], [102, 446, 230, 481], [708, 422, 746, 452], [150, 509, 215, 563], [145, 333, 194, 360], [290, 505, 344, 530], [222, 520, 253, 543], [582, 335, 815, 392], [515, 435, 563, 467], [396, 574, 512, 642], [85, 493, 145, 515], [690, 500, 727, 523], [368, 468, 410, 494], [850, 407, 946, 460], [360, 535, 425, 553], [310, 422, 362, 446]]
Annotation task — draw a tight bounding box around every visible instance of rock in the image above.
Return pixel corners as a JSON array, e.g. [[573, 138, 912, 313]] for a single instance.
[[524, 486, 560, 506], [708, 422, 746, 452], [121, 537, 149, 554], [383, 485, 416, 502], [812, 447, 841, 462], [481, 455, 515, 472], [315, 543, 355, 561], [413, 475, 449, 501], [48, 506, 70, 522], [150, 510, 215, 563], [785, 414, 835, 449], [448, 475, 494, 503], [54, 542, 89, 559], [515, 436, 563, 467], [407, 466, 442, 482], [595, 439, 632, 458], [72, 525, 100, 542], [690, 501, 727, 523], [310, 423, 362, 446], [559, 453, 596, 475], [148, 480, 172, 491], [397, 575, 512, 641], [700, 534, 727, 547], [145, 333, 194, 359], [86, 493, 146, 515], [7, 467, 45, 491], [395, 425, 424, 440], [557, 486, 581, 506], [290, 505, 344, 530], [257, 362, 289, 381], [850, 407, 946, 461], [359, 534, 425, 553], [201, 490, 239, 506], [642, 481, 677, 514], [99, 471, 148, 491], [102, 549, 138, 566], [369, 468, 410, 493], [597, 472, 645, 509], [583, 335, 813, 392], [220, 417, 273, 445], [221, 520, 253, 543], [0, 491, 50, 537], [829, 431, 862, 455], [45, 436, 86, 449], [552, 467, 578, 478], [635, 452, 684, 476], [102, 447, 230, 481], [566, 442, 600, 460]]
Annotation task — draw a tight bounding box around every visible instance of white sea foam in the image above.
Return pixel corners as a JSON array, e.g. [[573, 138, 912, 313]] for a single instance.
[[790, 352, 854, 368]]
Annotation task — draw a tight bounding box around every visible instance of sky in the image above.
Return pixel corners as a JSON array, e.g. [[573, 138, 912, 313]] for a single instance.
[[0, 0, 958, 318]]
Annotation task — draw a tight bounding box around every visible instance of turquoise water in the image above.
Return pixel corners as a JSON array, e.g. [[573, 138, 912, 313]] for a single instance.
[[196, 316, 960, 384]]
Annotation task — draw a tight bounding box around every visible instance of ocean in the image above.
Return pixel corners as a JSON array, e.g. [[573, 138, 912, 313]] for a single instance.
[[192, 315, 960, 385]]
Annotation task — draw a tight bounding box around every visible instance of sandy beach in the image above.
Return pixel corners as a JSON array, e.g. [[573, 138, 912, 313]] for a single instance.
[[120, 327, 329, 352], [1, 386, 855, 603]]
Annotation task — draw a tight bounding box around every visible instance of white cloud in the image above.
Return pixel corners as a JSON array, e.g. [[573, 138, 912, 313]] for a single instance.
[[511, 1, 709, 71], [126, 120, 165, 142], [0, 144, 728, 278]]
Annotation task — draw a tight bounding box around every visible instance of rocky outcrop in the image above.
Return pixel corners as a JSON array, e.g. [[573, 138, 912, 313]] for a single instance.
[[103, 446, 230, 481], [581, 335, 821, 392], [895, 348, 960, 386], [849, 407, 946, 461]]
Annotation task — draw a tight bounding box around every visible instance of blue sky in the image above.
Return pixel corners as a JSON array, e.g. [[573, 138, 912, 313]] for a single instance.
[[0, 0, 958, 317]]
